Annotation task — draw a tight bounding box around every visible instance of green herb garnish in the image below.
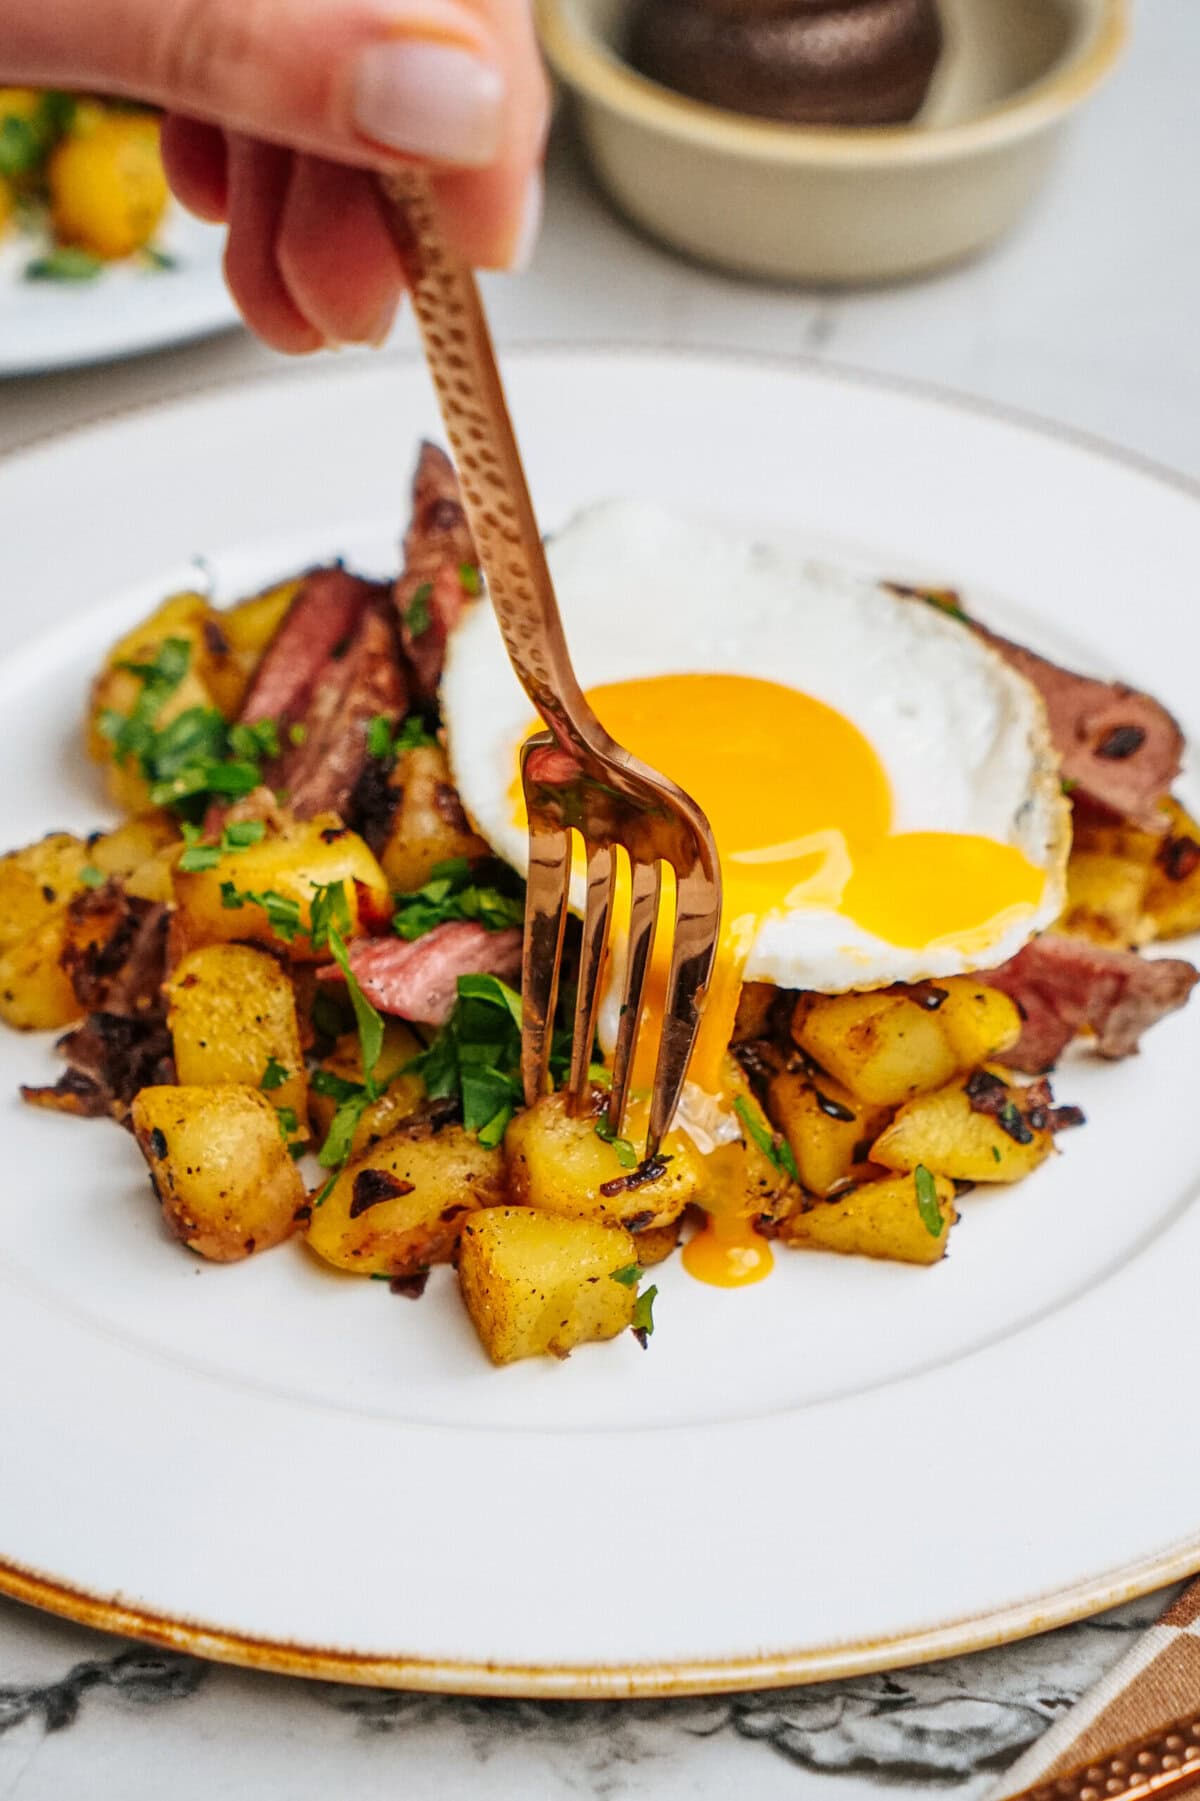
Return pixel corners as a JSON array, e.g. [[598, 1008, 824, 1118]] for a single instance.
[[366, 715, 394, 759], [405, 582, 433, 638], [392, 858, 524, 942], [734, 1094, 800, 1183], [914, 1164, 943, 1237], [25, 246, 104, 283], [609, 1263, 642, 1288], [459, 563, 482, 596], [392, 715, 437, 754], [631, 1284, 658, 1347], [178, 816, 267, 872], [78, 864, 106, 889], [595, 1117, 638, 1169], [261, 1057, 290, 1092]]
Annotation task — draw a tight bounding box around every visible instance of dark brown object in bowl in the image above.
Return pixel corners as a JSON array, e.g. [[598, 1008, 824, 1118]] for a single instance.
[[628, 0, 943, 127]]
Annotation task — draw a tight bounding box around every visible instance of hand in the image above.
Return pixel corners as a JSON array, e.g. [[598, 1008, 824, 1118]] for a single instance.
[[3, 0, 550, 350]]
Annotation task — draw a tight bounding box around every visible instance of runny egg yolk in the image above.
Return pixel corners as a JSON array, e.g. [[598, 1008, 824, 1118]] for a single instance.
[[513, 672, 1046, 1288]]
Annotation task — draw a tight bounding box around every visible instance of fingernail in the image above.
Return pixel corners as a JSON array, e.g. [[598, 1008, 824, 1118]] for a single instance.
[[366, 294, 400, 347], [505, 170, 543, 272], [354, 41, 504, 166]]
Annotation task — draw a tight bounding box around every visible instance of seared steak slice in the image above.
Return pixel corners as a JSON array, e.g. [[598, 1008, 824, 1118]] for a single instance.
[[22, 1012, 175, 1122], [394, 444, 480, 701], [274, 599, 408, 819], [986, 933, 1198, 1071], [978, 627, 1184, 830], [318, 921, 522, 1026], [61, 887, 169, 1018], [239, 566, 374, 726]]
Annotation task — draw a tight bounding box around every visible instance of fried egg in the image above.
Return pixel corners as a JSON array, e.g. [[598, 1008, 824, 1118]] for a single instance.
[[442, 501, 1068, 1275]]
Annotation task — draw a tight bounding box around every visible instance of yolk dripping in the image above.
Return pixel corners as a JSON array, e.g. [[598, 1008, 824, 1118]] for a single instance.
[[511, 672, 1046, 1287]]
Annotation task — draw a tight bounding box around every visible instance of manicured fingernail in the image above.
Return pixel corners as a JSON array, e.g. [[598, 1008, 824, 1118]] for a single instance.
[[366, 295, 400, 347], [354, 41, 504, 165], [505, 170, 543, 272]]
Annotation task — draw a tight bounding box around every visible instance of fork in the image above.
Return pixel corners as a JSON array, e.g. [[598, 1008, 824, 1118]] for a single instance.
[[381, 169, 721, 1157]]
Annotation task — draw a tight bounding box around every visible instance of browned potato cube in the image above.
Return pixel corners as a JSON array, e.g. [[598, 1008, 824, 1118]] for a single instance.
[[457, 1207, 637, 1364], [308, 1022, 425, 1156], [172, 816, 390, 960], [932, 976, 1023, 1067], [792, 990, 958, 1107], [630, 1218, 682, 1266], [0, 915, 79, 1030], [379, 743, 489, 894], [1059, 851, 1154, 948], [306, 1121, 506, 1278], [131, 1084, 306, 1261], [505, 1090, 703, 1230], [765, 1064, 889, 1197], [779, 1170, 956, 1264], [871, 1073, 1054, 1184], [1144, 799, 1200, 941], [165, 943, 308, 1142], [0, 831, 92, 956]]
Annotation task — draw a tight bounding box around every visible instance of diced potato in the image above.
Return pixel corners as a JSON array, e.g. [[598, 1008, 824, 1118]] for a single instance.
[[792, 990, 958, 1107], [306, 1121, 506, 1277], [779, 1170, 956, 1264], [1144, 798, 1200, 941], [765, 1064, 890, 1197], [700, 1058, 799, 1227], [0, 832, 91, 956], [87, 812, 180, 879], [172, 816, 390, 960], [164, 943, 308, 1142], [0, 914, 78, 1030], [733, 982, 777, 1043], [49, 109, 168, 260], [87, 592, 224, 811], [379, 743, 489, 893], [203, 577, 302, 717], [457, 1207, 637, 1364], [131, 1084, 306, 1262], [505, 1089, 704, 1230], [308, 1022, 425, 1156], [1059, 851, 1154, 948], [871, 1072, 1054, 1184], [932, 976, 1023, 1067]]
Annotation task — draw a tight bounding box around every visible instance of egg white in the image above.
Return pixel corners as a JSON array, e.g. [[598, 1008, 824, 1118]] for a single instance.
[[441, 501, 1069, 994]]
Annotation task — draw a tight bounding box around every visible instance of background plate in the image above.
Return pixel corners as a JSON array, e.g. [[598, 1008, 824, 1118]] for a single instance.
[[1, 349, 1198, 1693], [0, 209, 238, 377]]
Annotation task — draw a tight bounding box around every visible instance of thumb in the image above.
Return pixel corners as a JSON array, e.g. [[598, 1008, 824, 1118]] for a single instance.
[[2, 0, 524, 172]]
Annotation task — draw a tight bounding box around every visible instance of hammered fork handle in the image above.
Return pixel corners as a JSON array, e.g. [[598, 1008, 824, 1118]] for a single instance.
[[381, 168, 596, 753]]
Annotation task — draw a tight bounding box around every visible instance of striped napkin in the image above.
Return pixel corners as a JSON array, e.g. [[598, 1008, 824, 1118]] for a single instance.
[[991, 1579, 1200, 1797]]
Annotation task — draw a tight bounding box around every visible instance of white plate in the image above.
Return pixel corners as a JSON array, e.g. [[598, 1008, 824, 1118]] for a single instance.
[[1, 349, 1199, 1696], [0, 208, 239, 377]]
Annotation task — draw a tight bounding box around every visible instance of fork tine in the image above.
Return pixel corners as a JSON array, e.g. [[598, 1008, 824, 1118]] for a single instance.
[[606, 857, 662, 1138], [567, 840, 615, 1111], [520, 812, 571, 1109], [646, 860, 722, 1157]]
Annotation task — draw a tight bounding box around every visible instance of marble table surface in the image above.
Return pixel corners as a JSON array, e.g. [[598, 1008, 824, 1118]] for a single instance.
[[2, 5, 1199, 1797]]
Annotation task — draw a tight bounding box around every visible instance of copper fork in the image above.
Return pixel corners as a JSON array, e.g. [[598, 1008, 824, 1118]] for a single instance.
[[382, 169, 721, 1156]]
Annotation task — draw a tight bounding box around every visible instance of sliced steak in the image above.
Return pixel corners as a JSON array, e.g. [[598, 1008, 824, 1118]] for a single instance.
[[22, 1012, 176, 1122], [975, 628, 1182, 830], [274, 599, 407, 819], [61, 887, 169, 1018], [318, 921, 522, 1026], [394, 443, 480, 701], [986, 933, 1199, 1071], [239, 566, 374, 726]]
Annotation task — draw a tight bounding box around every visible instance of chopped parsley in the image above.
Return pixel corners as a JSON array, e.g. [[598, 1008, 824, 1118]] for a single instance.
[[25, 246, 104, 283], [609, 1263, 642, 1288], [406, 973, 546, 1149], [98, 637, 278, 821], [78, 864, 106, 889], [288, 722, 308, 747], [178, 816, 266, 872], [366, 714, 394, 760], [392, 858, 524, 942], [459, 562, 482, 596], [631, 1284, 658, 1348], [392, 714, 437, 753], [594, 1117, 637, 1169], [220, 881, 303, 941], [914, 1164, 943, 1237], [276, 1106, 300, 1142], [261, 1056, 290, 1092], [734, 1094, 800, 1183], [405, 582, 433, 638]]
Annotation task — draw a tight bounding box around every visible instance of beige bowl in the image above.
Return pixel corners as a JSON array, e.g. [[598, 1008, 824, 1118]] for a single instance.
[[536, 0, 1128, 282]]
